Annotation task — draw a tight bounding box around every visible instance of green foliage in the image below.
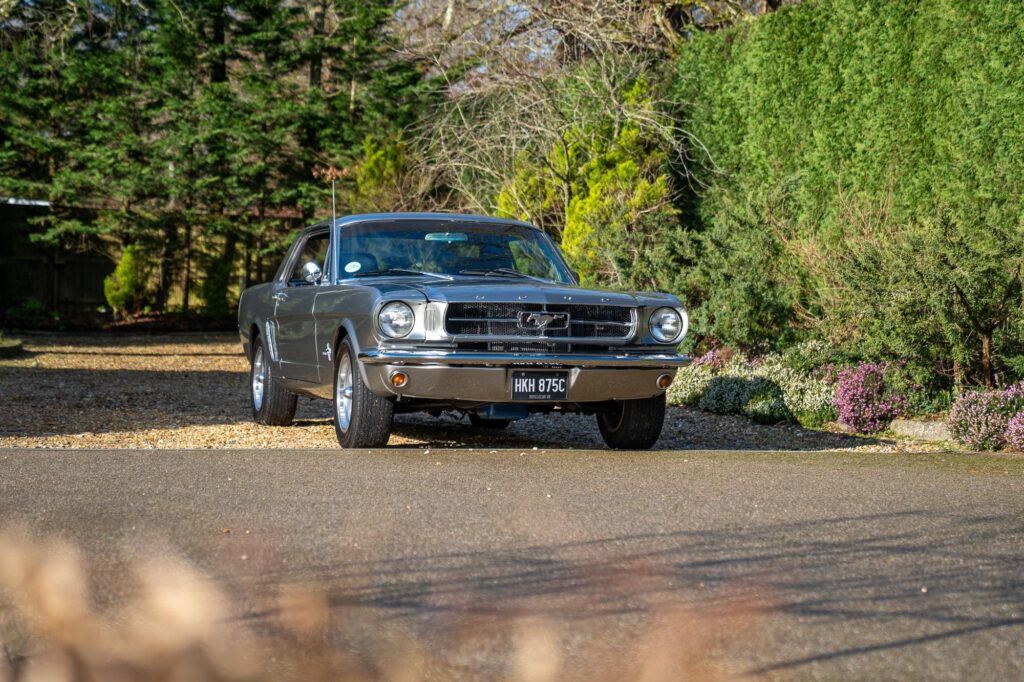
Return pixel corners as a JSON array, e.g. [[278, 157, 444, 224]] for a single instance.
[[780, 340, 846, 376], [0, 0, 432, 314], [348, 135, 409, 213], [104, 245, 150, 317], [200, 254, 234, 319], [886, 361, 954, 417], [828, 210, 1024, 388], [673, 0, 1024, 385], [687, 182, 804, 351], [495, 145, 575, 233], [3, 299, 48, 326], [495, 77, 693, 292]]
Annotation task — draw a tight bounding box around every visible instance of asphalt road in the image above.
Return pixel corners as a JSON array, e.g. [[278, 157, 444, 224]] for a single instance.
[[2, 447, 1023, 680]]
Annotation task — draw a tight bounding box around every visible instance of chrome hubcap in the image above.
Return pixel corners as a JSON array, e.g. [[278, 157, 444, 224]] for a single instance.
[[252, 346, 266, 410], [336, 350, 353, 432]]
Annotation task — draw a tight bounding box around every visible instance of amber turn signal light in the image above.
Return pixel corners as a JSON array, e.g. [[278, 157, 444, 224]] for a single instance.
[[656, 374, 673, 390], [390, 371, 408, 388]]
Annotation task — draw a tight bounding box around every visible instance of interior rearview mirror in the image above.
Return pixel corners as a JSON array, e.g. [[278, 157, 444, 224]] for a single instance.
[[302, 261, 322, 284]]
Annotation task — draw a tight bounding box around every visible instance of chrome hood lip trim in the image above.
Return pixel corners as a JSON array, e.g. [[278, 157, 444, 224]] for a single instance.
[[403, 280, 641, 306], [332, 277, 680, 309], [358, 349, 690, 368]]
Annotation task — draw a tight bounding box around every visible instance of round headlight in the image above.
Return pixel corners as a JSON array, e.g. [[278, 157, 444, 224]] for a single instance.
[[378, 302, 415, 338], [649, 307, 685, 343]]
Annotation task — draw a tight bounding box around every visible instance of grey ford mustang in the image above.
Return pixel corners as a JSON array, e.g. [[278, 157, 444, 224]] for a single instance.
[[237, 213, 689, 449]]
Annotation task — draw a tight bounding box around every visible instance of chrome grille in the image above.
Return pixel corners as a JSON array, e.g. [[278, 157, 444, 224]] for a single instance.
[[445, 302, 635, 339]]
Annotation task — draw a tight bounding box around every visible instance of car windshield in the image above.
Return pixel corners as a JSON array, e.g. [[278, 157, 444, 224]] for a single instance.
[[337, 220, 573, 283]]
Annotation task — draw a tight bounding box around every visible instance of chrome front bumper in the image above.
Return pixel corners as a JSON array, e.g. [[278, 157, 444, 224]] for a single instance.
[[358, 349, 689, 402], [359, 349, 689, 368]]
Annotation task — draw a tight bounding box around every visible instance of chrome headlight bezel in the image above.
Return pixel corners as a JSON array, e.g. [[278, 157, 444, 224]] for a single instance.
[[649, 307, 685, 343], [378, 301, 415, 339]]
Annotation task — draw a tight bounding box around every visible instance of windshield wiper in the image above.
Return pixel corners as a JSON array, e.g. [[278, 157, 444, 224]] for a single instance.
[[353, 268, 450, 279], [458, 268, 552, 282]]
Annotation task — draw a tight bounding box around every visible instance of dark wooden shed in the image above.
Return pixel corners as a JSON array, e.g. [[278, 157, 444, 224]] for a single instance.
[[0, 200, 113, 316]]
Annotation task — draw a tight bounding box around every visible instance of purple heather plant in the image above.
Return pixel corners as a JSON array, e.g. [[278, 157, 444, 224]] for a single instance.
[[833, 362, 907, 434], [1001, 381, 1024, 411], [1003, 382, 1024, 398], [692, 350, 729, 371], [1006, 412, 1024, 452], [947, 390, 1008, 451], [815, 363, 842, 385]]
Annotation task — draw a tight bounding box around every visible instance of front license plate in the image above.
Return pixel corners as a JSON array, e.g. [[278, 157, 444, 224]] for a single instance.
[[511, 371, 569, 401]]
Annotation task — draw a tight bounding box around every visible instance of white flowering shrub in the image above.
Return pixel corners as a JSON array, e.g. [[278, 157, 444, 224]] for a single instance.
[[668, 348, 838, 426], [698, 376, 755, 414], [744, 384, 793, 424], [666, 363, 715, 406], [756, 360, 836, 418], [697, 375, 793, 424]]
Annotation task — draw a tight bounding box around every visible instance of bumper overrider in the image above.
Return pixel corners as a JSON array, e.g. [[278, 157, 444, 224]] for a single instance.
[[358, 349, 690, 403]]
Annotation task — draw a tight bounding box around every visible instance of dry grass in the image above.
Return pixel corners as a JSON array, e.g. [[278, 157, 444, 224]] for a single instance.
[[0, 526, 764, 682]]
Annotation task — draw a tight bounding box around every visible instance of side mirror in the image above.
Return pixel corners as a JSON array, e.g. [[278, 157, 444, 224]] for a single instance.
[[302, 261, 323, 284]]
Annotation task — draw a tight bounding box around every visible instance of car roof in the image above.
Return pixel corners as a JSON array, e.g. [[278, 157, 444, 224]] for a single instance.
[[300, 212, 541, 236]]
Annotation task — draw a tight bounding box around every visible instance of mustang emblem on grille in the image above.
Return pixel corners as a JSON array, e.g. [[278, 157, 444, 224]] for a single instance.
[[518, 311, 570, 332]]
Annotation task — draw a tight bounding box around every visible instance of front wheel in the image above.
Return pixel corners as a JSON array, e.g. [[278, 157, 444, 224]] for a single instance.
[[596, 394, 666, 450], [334, 337, 394, 448]]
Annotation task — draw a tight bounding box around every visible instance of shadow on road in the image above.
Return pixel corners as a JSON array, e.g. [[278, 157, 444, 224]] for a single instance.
[[245, 509, 1024, 674]]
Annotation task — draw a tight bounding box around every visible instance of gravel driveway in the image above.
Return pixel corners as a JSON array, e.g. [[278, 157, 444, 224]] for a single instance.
[[0, 333, 945, 452]]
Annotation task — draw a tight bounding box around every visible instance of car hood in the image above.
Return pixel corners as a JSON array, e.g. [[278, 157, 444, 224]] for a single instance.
[[367, 276, 681, 308]]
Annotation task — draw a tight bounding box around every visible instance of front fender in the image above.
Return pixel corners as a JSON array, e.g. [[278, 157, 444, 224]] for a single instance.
[[314, 285, 427, 395], [309, 309, 367, 387]]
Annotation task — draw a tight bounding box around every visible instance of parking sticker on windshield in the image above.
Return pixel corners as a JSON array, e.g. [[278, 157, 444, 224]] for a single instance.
[[344, 261, 362, 273]]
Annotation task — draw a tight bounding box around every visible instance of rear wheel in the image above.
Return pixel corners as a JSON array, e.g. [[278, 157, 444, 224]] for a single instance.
[[334, 337, 394, 448], [468, 414, 511, 430], [596, 394, 666, 450], [250, 334, 297, 426]]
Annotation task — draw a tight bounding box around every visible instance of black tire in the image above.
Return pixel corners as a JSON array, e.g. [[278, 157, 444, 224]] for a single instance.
[[250, 333, 297, 426], [333, 336, 394, 448], [596, 393, 666, 450], [468, 414, 512, 430]]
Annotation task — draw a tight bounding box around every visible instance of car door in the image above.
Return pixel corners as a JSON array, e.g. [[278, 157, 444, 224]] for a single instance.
[[272, 230, 329, 383]]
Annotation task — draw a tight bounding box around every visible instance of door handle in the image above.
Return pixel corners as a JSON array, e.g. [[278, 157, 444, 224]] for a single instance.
[[272, 292, 289, 302]]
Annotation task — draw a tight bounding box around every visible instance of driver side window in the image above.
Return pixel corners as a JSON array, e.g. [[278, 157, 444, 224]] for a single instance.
[[288, 232, 330, 286]]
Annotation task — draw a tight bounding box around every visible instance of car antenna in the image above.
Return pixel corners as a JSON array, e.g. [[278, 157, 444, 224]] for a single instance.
[[313, 165, 341, 283], [313, 164, 341, 228]]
